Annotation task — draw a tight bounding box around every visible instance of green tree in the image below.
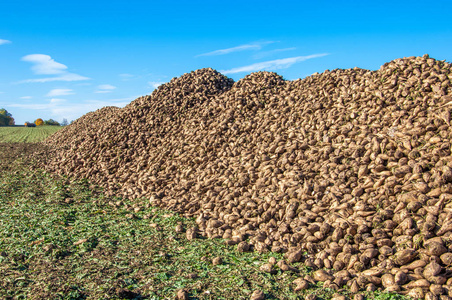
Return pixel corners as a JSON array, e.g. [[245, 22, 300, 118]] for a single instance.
[[0, 108, 15, 126], [44, 119, 60, 126]]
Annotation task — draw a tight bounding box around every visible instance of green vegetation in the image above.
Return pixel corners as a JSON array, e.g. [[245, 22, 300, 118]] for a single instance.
[[0, 145, 411, 300], [44, 118, 61, 126], [0, 125, 61, 142], [0, 108, 15, 126]]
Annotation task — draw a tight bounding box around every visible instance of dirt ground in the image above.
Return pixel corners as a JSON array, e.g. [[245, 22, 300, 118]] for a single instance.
[[0, 143, 47, 171]]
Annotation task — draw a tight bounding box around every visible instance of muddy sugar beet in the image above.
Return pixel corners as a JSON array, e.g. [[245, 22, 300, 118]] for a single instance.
[[39, 56, 452, 299]]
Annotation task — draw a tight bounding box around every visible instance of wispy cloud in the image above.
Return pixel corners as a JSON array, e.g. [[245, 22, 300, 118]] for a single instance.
[[20, 96, 32, 99], [221, 53, 329, 74], [119, 73, 168, 83], [19, 54, 90, 83], [50, 98, 66, 104], [95, 84, 116, 93], [196, 41, 275, 57], [83, 98, 131, 107], [98, 84, 116, 90], [9, 100, 65, 110], [20, 73, 90, 83], [119, 73, 134, 81], [149, 81, 165, 89], [253, 47, 297, 59], [0, 39, 11, 45], [46, 89, 74, 97]]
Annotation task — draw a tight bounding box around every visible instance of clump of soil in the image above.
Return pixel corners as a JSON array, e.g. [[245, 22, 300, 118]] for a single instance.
[[40, 55, 452, 298]]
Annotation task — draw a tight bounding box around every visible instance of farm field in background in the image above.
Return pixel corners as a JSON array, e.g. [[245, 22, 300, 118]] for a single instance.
[[0, 125, 62, 143]]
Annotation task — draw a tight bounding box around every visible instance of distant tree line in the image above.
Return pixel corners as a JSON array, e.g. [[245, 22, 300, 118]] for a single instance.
[[44, 119, 60, 126], [0, 108, 15, 126], [0, 108, 70, 127], [25, 118, 60, 126]]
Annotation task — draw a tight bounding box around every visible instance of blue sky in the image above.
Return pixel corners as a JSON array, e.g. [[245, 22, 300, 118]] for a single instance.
[[1, 0, 451, 124]]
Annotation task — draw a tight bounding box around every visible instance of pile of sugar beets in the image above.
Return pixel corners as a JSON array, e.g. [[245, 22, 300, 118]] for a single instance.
[[41, 54, 452, 300]]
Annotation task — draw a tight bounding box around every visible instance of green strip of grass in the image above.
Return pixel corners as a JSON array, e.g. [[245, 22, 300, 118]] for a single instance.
[[0, 157, 410, 300], [0, 126, 61, 143]]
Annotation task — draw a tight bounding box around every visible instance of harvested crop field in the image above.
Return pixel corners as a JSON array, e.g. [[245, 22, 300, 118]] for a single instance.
[[0, 125, 62, 143], [23, 54, 452, 299], [0, 143, 46, 170]]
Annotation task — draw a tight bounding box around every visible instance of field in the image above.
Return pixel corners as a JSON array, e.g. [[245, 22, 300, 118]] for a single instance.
[[0, 125, 62, 143], [0, 144, 408, 298]]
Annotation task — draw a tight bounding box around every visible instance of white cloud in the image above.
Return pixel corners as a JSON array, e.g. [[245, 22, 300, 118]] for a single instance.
[[95, 84, 116, 93], [196, 41, 275, 57], [84, 98, 131, 107], [50, 98, 66, 103], [221, 53, 329, 74], [149, 81, 165, 89], [119, 73, 134, 81], [95, 91, 112, 94], [9, 102, 55, 110], [98, 84, 116, 90], [20, 73, 90, 83], [20, 54, 90, 83], [46, 89, 74, 97], [22, 54, 68, 75], [253, 47, 297, 59], [20, 96, 32, 99], [0, 39, 11, 45]]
